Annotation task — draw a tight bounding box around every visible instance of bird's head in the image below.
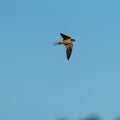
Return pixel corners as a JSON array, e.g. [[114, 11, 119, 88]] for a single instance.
[[72, 39, 75, 42]]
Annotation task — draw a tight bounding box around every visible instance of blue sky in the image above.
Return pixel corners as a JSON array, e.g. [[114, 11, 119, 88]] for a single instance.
[[0, 0, 120, 120]]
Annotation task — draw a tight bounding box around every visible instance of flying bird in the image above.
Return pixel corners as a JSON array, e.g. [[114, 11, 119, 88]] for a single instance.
[[54, 33, 75, 60]]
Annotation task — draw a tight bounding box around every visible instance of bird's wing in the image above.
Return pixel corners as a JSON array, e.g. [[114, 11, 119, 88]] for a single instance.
[[66, 43, 73, 60], [60, 33, 71, 40]]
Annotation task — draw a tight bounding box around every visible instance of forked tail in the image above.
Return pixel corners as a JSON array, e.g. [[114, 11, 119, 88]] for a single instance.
[[53, 42, 61, 46]]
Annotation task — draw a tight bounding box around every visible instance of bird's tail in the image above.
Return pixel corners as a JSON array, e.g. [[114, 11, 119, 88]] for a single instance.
[[53, 42, 62, 46]]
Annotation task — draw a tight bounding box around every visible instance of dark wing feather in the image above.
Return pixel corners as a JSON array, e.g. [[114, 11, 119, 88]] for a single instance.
[[66, 44, 73, 60], [60, 33, 71, 40]]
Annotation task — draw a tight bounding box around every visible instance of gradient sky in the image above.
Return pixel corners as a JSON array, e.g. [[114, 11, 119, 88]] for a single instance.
[[0, 0, 120, 120]]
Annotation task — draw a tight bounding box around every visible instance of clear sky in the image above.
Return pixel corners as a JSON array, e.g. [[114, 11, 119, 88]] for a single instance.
[[0, 0, 120, 120]]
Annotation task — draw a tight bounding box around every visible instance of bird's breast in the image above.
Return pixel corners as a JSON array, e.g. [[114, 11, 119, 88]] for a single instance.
[[62, 39, 72, 44]]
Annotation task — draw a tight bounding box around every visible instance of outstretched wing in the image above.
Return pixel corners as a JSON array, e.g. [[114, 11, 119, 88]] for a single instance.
[[66, 44, 73, 60], [60, 33, 71, 40]]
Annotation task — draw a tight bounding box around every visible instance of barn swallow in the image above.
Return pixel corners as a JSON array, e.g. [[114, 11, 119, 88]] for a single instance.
[[54, 33, 75, 60]]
